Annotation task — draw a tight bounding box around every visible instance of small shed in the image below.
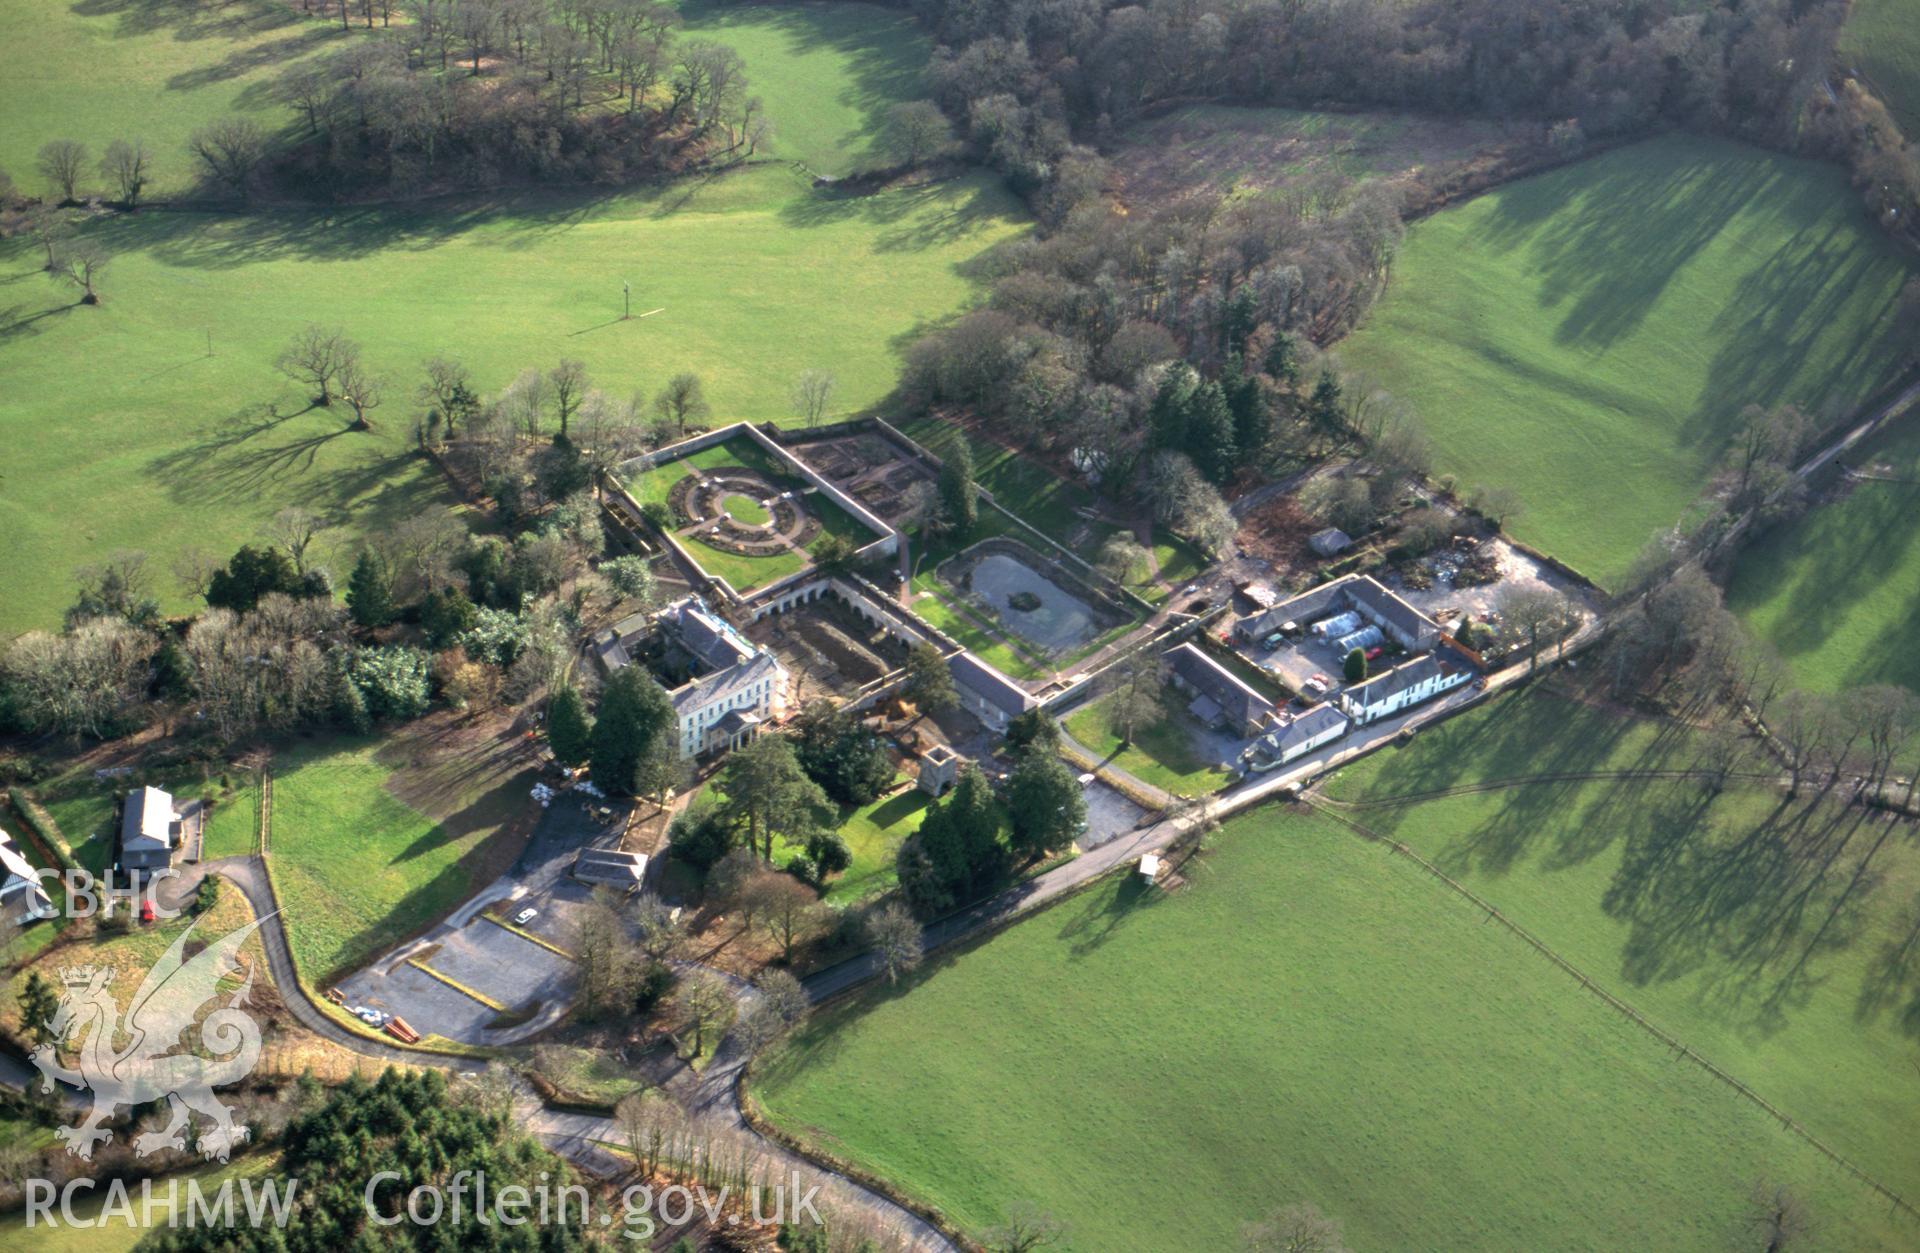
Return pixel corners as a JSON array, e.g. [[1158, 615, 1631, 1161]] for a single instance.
[[1309, 527, 1353, 558], [1138, 853, 1161, 881]]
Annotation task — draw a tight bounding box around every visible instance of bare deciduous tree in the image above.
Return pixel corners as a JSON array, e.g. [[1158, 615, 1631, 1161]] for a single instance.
[[668, 969, 735, 1057], [1744, 1179, 1811, 1253], [279, 325, 356, 407], [187, 117, 267, 199], [652, 371, 709, 438], [99, 139, 152, 208], [548, 357, 590, 437], [49, 242, 108, 305], [336, 357, 383, 430], [36, 140, 88, 203], [268, 506, 325, 574], [170, 547, 222, 605], [865, 902, 922, 984], [985, 1203, 1067, 1253], [1242, 1202, 1347, 1253], [789, 367, 836, 428], [1497, 584, 1571, 675]]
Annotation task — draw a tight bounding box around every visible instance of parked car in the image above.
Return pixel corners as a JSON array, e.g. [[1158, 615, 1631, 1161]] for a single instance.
[[1366, 646, 1384, 661], [140, 899, 155, 925], [514, 907, 539, 925]]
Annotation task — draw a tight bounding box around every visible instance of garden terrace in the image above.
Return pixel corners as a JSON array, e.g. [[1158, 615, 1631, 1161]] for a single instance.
[[619, 424, 895, 599]]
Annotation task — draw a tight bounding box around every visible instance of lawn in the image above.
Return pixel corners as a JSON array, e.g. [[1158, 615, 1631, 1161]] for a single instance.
[[1062, 688, 1233, 797], [1841, 0, 1920, 135], [798, 786, 930, 905], [1319, 687, 1920, 1200], [676, 1, 930, 178], [0, 0, 341, 196], [0, 165, 1025, 633], [1725, 417, 1920, 694], [201, 774, 260, 860], [26, 760, 246, 876], [1338, 133, 1915, 588], [263, 730, 534, 985], [753, 803, 1910, 1250]]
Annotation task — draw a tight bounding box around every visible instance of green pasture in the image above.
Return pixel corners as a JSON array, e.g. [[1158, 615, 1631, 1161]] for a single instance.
[[1321, 687, 1920, 1199], [0, 0, 339, 196], [677, 1, 930, 177], [754, 799, 1910, 1250], [1339, 134, 1914, 587], [1841, 0, 1920, 135], [1062, 687, 1233, 797], [1726, 417, 1920, 693], [263, 735, 532, 984], [0, 165, 1025, 633]]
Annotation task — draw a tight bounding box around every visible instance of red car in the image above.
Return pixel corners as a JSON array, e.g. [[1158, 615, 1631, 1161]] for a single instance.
[[1365, 646, 1384, 661], [140, 899, 156, 924]]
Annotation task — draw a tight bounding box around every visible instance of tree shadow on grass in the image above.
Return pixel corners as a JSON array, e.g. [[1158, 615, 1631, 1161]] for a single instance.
[[165, 23, 341, 94], [1053, 873, 1159, 958], [1602, 790, 1890, 1037], [70, 0, 307, 43]]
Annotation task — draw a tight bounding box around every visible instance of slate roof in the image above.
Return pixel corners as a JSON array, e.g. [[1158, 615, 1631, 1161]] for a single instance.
[[1165, 643, 1274, 729], [120, 786, 177, 855], [1344, 648, 1466, 708], [949, 651, 1036, 717], [1266, 702, 1349, 754], [1344, 576, 1436, 646], [669, 597, 755, 672], [672, 650, 782, 716]]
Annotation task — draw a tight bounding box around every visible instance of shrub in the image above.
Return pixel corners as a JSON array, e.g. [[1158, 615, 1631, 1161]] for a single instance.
[[1343, 647, 1368, 684], [350, 646, 432, 721]]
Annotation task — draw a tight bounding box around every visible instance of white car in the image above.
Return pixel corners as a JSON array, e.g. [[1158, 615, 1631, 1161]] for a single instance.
[[514, 907, 539, 925], [356, 1008, 388, 1026]]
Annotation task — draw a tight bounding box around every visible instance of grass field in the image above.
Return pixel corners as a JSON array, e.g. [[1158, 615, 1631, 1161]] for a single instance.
[[1339, 133, 1915, 587], [0, 0, 340, 196], [1841, 0, 1920, 135], [264, 729, 533, 984], [1320, 687, 1920, 1200], [1726, 417, 1920, 693], [677, 1, 929, 178], [1062, 688, 1233, 796], [754, 799, 1910, 1250], [0, 165, 1024, 633]]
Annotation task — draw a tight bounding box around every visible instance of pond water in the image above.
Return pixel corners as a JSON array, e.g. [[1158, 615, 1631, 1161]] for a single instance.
[[969, 553, 1099, 652]]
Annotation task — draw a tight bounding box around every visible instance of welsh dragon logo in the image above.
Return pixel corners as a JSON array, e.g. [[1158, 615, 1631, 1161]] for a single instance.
[[30, 916, 268, 1161]]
